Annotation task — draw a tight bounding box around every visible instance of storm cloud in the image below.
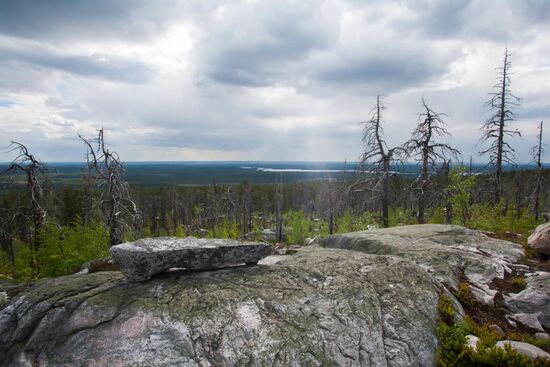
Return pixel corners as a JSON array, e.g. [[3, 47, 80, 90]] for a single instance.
[[0, 0, 549, 163]]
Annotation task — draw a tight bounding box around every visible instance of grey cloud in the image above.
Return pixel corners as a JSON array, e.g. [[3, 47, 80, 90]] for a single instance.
[[0, 0, 549, 163], [518, 103, 550, 120], [316, 56, 446, 93], [0, 0, 182, 41], [201, 1, 339, 87], [0, 46, 152, 83], [407, 0, 472, 38]]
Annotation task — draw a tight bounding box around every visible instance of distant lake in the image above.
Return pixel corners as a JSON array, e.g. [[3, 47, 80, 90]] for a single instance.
[[0, 161, 547, 187]]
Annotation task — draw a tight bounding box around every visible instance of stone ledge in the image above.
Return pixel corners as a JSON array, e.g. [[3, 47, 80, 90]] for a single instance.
[[110, 237, 272, 282]]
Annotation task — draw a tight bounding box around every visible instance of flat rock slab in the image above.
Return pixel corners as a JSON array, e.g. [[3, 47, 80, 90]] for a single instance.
[[110, 237, 272, 282]]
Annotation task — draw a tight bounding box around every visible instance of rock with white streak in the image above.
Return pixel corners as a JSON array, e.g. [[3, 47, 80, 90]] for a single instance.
[[0, 247, 441, 367], [322, 224, 524, 304]]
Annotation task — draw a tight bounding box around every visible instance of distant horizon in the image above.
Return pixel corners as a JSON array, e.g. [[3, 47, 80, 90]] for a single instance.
[[1, 160, 548, 167]]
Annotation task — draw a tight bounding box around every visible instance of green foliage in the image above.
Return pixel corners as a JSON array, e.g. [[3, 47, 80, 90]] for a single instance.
[[436, 320, 468, 366], [454, 281, 475, 308], [461, 344, 543, 367], [209, 219, 239, 239], [388, 207, 418, 227], [511, 277, 527, 289], [143, 225, 153, 238], [438, 294, 457, 325], [468, 203, 538, 239], [0, 220, 108, 280], [175, 224, 186, 238], [36, 220, 109, 278], [446, 167, 476, 226], [435, 295, 548, 367], [0, 240, 34, 280], [430, 206, 447, 224], [462, 316, 502, 349], [507, 332, 550, 354], [336, 211, 378, 233], [286, 210, 312, 245]]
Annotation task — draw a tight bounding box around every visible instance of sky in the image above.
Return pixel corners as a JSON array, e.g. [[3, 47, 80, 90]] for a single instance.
[[0, 0, 548, 163]]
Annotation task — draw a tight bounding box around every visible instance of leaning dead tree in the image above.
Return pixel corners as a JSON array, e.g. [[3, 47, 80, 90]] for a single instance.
[[531, 121, 545, 220], [405, 98, 460, 224], [480, 48, 521, 203], [79, 129, 138, 247], [358, 95, 404, 228], [3, 142, 47, 255]]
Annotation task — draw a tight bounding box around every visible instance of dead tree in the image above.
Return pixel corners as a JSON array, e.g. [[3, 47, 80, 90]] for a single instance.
[[358, 95, 404, 228], [79, 129, 138, 247], [3, 142, 47, 254], [480, 48, 521, 203], [405, 98, 460, 223], [531, 121, 545, 220], [275, 173, 283, 242]]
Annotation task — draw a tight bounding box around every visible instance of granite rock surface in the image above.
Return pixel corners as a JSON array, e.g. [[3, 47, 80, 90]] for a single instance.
[[110, 237, 272, 282]]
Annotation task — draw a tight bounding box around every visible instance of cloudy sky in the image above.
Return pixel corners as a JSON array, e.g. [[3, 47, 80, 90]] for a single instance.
[[0, 0, 548, 163]]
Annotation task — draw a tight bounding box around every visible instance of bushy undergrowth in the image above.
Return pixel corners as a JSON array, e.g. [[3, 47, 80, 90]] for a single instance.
[[208, 219, 239, 239], [0, 219, 108, 280], [285, 210, 313, 245], [435, 295, 549, 367]]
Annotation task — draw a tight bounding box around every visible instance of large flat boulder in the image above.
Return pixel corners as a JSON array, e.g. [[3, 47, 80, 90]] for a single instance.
[[0, 246, 440, 367], [110, 237, 272, 282], [322, 224, 525, 305]]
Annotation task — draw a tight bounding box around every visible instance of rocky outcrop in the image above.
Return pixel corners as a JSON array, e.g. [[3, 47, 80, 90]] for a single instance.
[[0, 246, 441, 367], [505, 271, 550, 330], [528, 222, 550, 256], [1, 225, 541, 367], [110, 237, 271, 282], [322, 224, 525, 305]]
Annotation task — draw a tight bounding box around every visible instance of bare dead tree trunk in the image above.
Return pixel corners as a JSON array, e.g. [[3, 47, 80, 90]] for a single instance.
[[532, 121, 544, 220], [405, 98, 460, 224], [358, 95, 405, 228], [276, 173, 283, 242], [480, 48, 521, 204], [79, 129, 138, 247], [328, 181, 335, 235], [4, 143, 47, 251]]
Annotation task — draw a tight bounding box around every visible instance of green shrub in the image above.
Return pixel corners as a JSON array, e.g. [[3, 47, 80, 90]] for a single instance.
[[512, 277, 527, 289], [0, 220, 109, 280], [286, 210, 312, 245], [446, 167, 476, 227], [209, 219, 239, 239], [467, 203, 539, 240], [0, 240, 35, 280], [388, 207, 417, 226], [36, 220, 109, 278], [175, 224, 186, 238], [435, 295, 548, 367], [507, 332, 550, 354], [336, 211, 378, 233], [455, 281, 475, 308]]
